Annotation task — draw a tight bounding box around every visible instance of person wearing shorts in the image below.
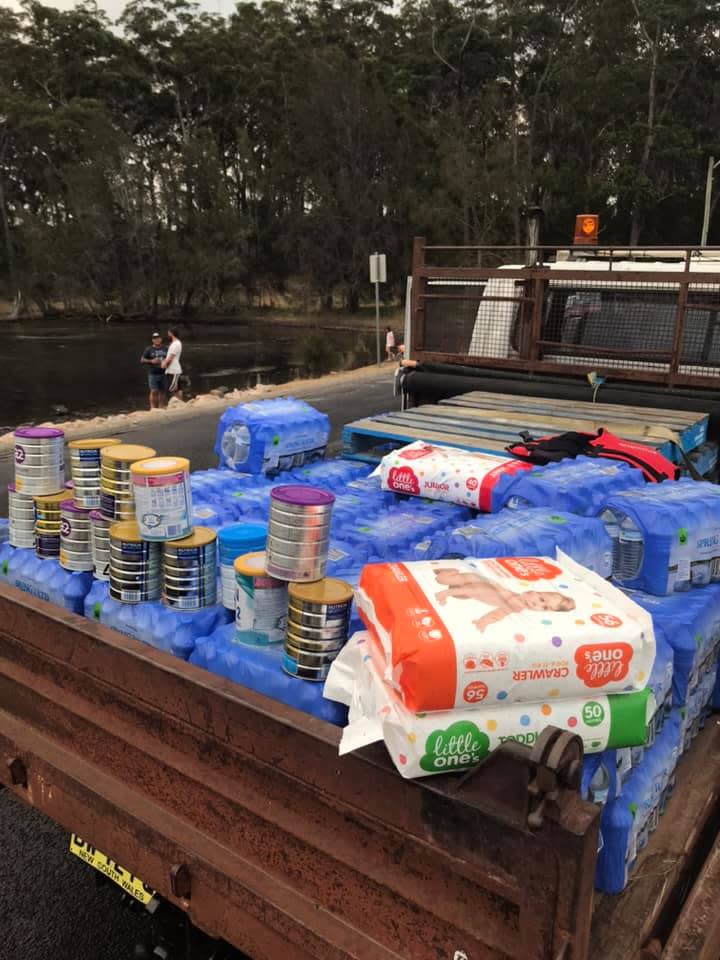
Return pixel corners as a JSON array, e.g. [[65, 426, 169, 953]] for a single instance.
[[162, 327, 183, 400], [140, 332, 167, 409]]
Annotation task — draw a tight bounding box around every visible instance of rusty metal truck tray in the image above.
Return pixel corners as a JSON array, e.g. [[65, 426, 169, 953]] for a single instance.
[[1, 584, 718, 960]]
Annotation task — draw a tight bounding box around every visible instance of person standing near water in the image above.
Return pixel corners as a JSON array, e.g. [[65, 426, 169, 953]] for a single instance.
[[140, 331, 167, 409], [162, 327, 183, 400]]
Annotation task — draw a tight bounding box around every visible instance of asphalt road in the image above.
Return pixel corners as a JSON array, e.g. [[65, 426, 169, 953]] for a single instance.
[[0, 367, 397, 960]]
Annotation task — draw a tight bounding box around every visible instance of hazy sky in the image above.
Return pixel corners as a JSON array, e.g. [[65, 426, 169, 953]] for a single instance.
[[6, 0, 237, 22]]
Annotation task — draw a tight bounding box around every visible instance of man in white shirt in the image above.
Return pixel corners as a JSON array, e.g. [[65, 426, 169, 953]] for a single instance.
[[162, 327, 183, 400]]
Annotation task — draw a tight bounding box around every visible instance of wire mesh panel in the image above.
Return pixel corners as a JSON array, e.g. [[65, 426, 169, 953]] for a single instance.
[[421, 281, 486, 354], [410, 239, 720, 388]]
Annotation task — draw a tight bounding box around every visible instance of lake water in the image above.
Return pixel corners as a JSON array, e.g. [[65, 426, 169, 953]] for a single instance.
[[0, 316, 374, 430]]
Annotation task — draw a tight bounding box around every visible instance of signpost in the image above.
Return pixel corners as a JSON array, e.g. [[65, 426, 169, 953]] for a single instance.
[[369, 252, 387, 365]]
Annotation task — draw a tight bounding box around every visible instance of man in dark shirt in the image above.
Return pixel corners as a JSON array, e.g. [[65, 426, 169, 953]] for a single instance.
[[140, 332, 168, 409]]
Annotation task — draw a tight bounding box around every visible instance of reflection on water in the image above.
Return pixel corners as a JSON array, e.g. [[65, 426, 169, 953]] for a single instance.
[[0, 317, 367, 430]]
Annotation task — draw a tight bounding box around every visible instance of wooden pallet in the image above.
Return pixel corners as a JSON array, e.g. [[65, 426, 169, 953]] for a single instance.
[[441, 391, 709, 455], [342, 392, 710, 465]]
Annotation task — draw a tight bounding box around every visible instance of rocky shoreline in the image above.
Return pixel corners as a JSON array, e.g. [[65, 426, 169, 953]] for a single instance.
[[0, 362, 394, 449]]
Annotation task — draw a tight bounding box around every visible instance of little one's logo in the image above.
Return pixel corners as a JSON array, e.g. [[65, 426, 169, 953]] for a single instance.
[[387, 466, 420, 495], [497, 557, 562, 581], [14, 445, 25, 464], [398, 444, 434, 461], [420, 720, 489, 773], [60, 519, 71, 537], [575, 642, 633, 688]]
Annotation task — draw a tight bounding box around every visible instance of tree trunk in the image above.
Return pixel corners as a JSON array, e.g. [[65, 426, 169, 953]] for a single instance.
[[346, 287, 360, 313], [630, 21, 659, 246], [0, 151, 15, 291]]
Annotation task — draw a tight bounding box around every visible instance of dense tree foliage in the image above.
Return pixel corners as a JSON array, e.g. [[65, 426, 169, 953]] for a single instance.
[[1, 0, 719, 315]]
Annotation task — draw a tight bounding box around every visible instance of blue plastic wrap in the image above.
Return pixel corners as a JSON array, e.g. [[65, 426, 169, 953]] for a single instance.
[[339, 508, 460, 562], [602, 479, 720, 595], [595, 712, 682, 893], [214, 397, 330, 474], [287, 459, 373, 491], [2, 548, 93, 614], [412, 507, 614, 577], [190, 623, 347, 725], [502, 456, 644, 515], [84, 581, 232, 659], [627, 585, 720, 709]]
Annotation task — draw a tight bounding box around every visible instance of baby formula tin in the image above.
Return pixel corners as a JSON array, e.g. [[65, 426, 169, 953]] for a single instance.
[[8, 483, 36, 548], [59, 499, 93, 572], [109, 520, 161, 603], [161, 527, 217, 610], [282, 578, 352, 680], [100, 445, 156, 522], [218, 522, 267, 610], [266, 486, 334, 582], [69, 438, 121, 509], [130, 456, 192, 541], [90, 510, 111, 581], [34, 490, 67, 558], [233, 551, 288, 645], [14, 427, 65, 495]]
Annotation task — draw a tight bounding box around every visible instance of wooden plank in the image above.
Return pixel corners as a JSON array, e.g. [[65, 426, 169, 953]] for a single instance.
[[442, 390, 705, 428], [441, 394, 708, 446], [439, 397, 705, 432], [438, 395, 708, 455], [589, 721, 720, 960], [408, 405, 676, 451], [365, 411, 672, 460], [661, 837, 720, 960], [341, 419, 511, 460]]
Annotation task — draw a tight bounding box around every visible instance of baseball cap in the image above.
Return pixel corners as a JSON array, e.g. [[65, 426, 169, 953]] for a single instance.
[[152, 331, 161, 338]]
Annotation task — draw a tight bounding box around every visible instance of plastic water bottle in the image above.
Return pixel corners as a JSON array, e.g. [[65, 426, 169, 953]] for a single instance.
[[599, 508, 621, 577], [589, 762, 611, 806], [614, 747, 633, 796], [221, 423, 251, 469], [596, 770, 642, 893], [617, 515, 644, 582], [689, 498, 712, 586]]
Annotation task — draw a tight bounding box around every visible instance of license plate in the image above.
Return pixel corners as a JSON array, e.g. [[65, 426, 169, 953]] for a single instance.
[[69, 834, 155, 905]]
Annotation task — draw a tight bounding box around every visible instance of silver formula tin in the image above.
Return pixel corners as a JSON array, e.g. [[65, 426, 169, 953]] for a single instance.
[[161, 528, 217, 610], [69, 438, 121, 509], [33, 491, 66, 558], [8, 483, 35, 548], [284, 629, 346, 654], [90, 510, 111, 581], [99, 445, 156, 521], [109, 520, 161, 602], [59, 500, 93, 571], [14, 427, 65, 496], [266, 485, 334, 583], [281, 653, 333, 682]]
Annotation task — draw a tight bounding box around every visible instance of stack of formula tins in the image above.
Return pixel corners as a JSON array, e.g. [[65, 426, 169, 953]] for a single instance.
[[232, 484, 354, 682], [105, 452, 218, 612], [3, 431, 126, 613]]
